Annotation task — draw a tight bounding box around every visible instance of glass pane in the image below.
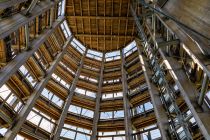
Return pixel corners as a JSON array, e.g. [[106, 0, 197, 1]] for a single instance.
[[39, 118, 54, 133], [61, 129, 76, 139], [27, 111, 41, 125]]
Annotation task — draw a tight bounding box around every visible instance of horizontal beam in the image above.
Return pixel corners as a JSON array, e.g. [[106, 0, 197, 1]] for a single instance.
[[0, 16, 65, 89], [67, 16, 134, 20], [75, 34, 134, 38], [0, 0, 54, 39]]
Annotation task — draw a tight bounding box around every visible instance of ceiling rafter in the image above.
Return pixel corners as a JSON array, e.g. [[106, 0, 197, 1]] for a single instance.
[[66, 0, 137, 52], [104, 0, 106, 51], [72, 0, 78, 35], [79, 0, 85, 45], [96, 0, 99, 51], [67, 16, 134, 20], [111, 0, 113, 51], [75, 34, 133, 38], [117, 0, 122, 50], [124, 0, 130, 47], [88, 0, 92, 50]]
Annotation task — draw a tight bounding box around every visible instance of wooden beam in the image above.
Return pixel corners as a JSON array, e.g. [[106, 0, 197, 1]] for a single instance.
[[67, 16, 134, 20], [75, 34, 133, 38]]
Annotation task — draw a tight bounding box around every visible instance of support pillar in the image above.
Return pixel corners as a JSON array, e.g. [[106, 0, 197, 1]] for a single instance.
[[120, 50, 133, 140], [3, 36, 73, 140], [91, 53, 105, 140], [52, 49, 87, 140]]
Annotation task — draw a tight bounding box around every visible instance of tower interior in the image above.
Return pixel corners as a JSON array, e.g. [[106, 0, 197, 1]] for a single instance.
[[0, 0, 210, 140]]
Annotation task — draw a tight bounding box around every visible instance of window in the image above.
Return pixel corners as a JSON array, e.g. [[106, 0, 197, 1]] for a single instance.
[[15, 135, 27, 140], [100, 110, 124, 119], [102, 92, 123, 100], [123, 41, 137, 57], [81, 108, 94, 118], [27, 109, 55, 133], [133, 101, 154, 116], [150, 129, 161, 139], [113, 110, 124, 118], [98, 131, 125, 140], [69, 105, 94, 118], [104, 78, 120, 84], [57, 0, 66, 16], [113, 137, 125, 140], [27, 111, 42, 125], [83, 64, 99, 72], [61, 129, 76, 139], [86, 90, 96, 98], [34, 52, 47, 70], [0, 85, 23, 113], [69, 105, 81, 114], [52, 73, 70, 89], [60, 61, 75, 75], [76, 133, 90, 140], [39, 118, 55, 133], [100, 112, 112, 119], [75, 87, 96, 98], [79, 75, 98, 83], [102, 93, 113, 99], [51, 95, 63, 107], [105, 50, 120, 61], [144, 102, 153, 111], [19, 65, 37, 87], [114, 92, 123, 98], [87, 49, 103, 61], [41, 88, 64, 107], [71, 39, 86, 54], [0, 85, 10, 99], [60, 20, 71, 38], [99, 137, 112, 140], [0, 128, 7, 136], [61, 124, 91, 140]]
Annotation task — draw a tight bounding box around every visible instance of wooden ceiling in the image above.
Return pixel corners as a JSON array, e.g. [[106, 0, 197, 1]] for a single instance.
[[66, 0, 137, 52]]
